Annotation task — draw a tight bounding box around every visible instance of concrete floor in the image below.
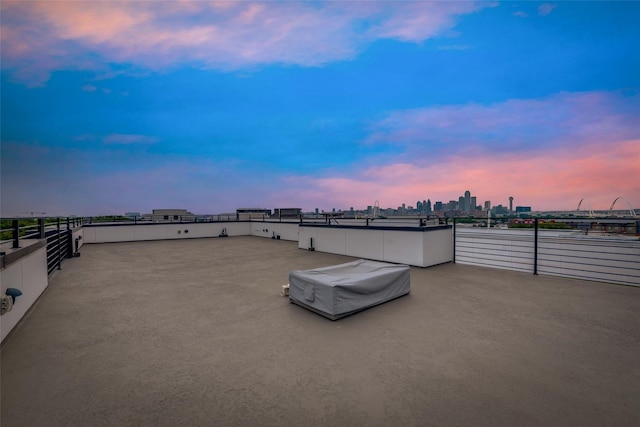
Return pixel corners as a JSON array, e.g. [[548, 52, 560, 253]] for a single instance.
[[1, 236, 639, 426]]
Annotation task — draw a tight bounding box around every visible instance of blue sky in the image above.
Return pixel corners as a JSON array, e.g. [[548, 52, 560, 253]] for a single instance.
[[1, 1, 639, 216]]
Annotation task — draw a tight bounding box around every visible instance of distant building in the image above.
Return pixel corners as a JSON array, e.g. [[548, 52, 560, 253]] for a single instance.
[[492, 205, 509, 215], [236, 208, 271, 220], [515, 206, 532, 213], [484, 201, 491, 211], [425, 199, 432, 213], [151, 209, 195, 222], [509, 196, 514, 213], [274, 208, 302, 219]]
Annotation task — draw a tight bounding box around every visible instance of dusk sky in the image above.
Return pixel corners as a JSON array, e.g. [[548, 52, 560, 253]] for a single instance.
[[2, 1, 639, 216]]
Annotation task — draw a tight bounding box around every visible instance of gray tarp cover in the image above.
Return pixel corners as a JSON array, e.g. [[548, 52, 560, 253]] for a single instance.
[[289, 259, 410, 319]]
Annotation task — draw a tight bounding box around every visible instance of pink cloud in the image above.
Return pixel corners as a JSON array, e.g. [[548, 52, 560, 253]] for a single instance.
[[538, 4, 558, 16], [436, 45, 473, 51], [102, 134, 158, 145], [1, 1, 491, 86], [369, 2, 490, 42], [366, 91, 639, 162], [283, 139, 639, 212], [272, 90, 640, 212]]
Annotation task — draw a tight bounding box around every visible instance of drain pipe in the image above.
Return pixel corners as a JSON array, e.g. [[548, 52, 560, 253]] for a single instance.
[[452, 217, 456, 263], [534, 218, 539, 275]]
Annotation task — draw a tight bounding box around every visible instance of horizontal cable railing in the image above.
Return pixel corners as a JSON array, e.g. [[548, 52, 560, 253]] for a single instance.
[[453, 217, 640, 286]]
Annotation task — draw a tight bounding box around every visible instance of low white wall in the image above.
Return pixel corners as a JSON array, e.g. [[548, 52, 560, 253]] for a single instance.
[[249, 221, 299, 241], [1, 245, 48, 342], [381, 230, 425, 266], [423, 227, 454, 266], [346, 228, 385, 261], [83, 222, 251, 244], [298, 226, 452, 267]]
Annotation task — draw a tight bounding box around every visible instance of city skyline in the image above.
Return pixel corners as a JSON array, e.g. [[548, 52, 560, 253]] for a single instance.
[[2, 1, 639, 216]]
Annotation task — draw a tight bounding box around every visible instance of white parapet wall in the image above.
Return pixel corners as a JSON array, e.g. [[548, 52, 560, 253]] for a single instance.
[[249, 220, 299, 241], [1, 241, 49, 342], [82, 222, 251, 243], [298, 224, 453, 267]]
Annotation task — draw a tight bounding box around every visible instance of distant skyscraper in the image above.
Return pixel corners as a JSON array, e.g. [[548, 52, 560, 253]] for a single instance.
[[434, 201, 443, 211], [509, 196, 514, 213], [416, 201, 423, 213], [458, 196, 465, 212], [471, 196, 477, 212], [464, 190, 471, 212], [426, 199, 432, 213], [484, 200, 491, 211]]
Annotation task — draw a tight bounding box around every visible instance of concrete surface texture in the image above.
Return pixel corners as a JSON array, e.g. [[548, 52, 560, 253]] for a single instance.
[[1, 236, 639, 426]]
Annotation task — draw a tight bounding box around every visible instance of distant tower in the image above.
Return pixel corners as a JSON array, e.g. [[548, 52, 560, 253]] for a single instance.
[[464, 190, 471, 212], [509, 196, 514, 213]]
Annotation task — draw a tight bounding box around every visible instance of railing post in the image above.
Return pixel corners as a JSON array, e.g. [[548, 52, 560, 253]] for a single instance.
[[39, 218, 45, 239], [57, 218, 62, 270], [534, 218, 539, 275], [452, 217, 456, 263], [12, 219, 20, 248], [67, 217, 71, 230]]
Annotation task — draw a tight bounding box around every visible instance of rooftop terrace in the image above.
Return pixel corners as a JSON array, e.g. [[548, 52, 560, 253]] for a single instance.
[[2, 236, 639, 426]]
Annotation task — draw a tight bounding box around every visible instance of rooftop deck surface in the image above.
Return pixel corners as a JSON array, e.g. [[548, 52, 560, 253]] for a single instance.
[[1, 236, 639, 426]]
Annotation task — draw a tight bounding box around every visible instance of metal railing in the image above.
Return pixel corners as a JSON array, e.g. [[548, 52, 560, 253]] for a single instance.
[[296, 215, 448, 227], [452, 217, 640, 285], [1, 217, 89, 275]]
